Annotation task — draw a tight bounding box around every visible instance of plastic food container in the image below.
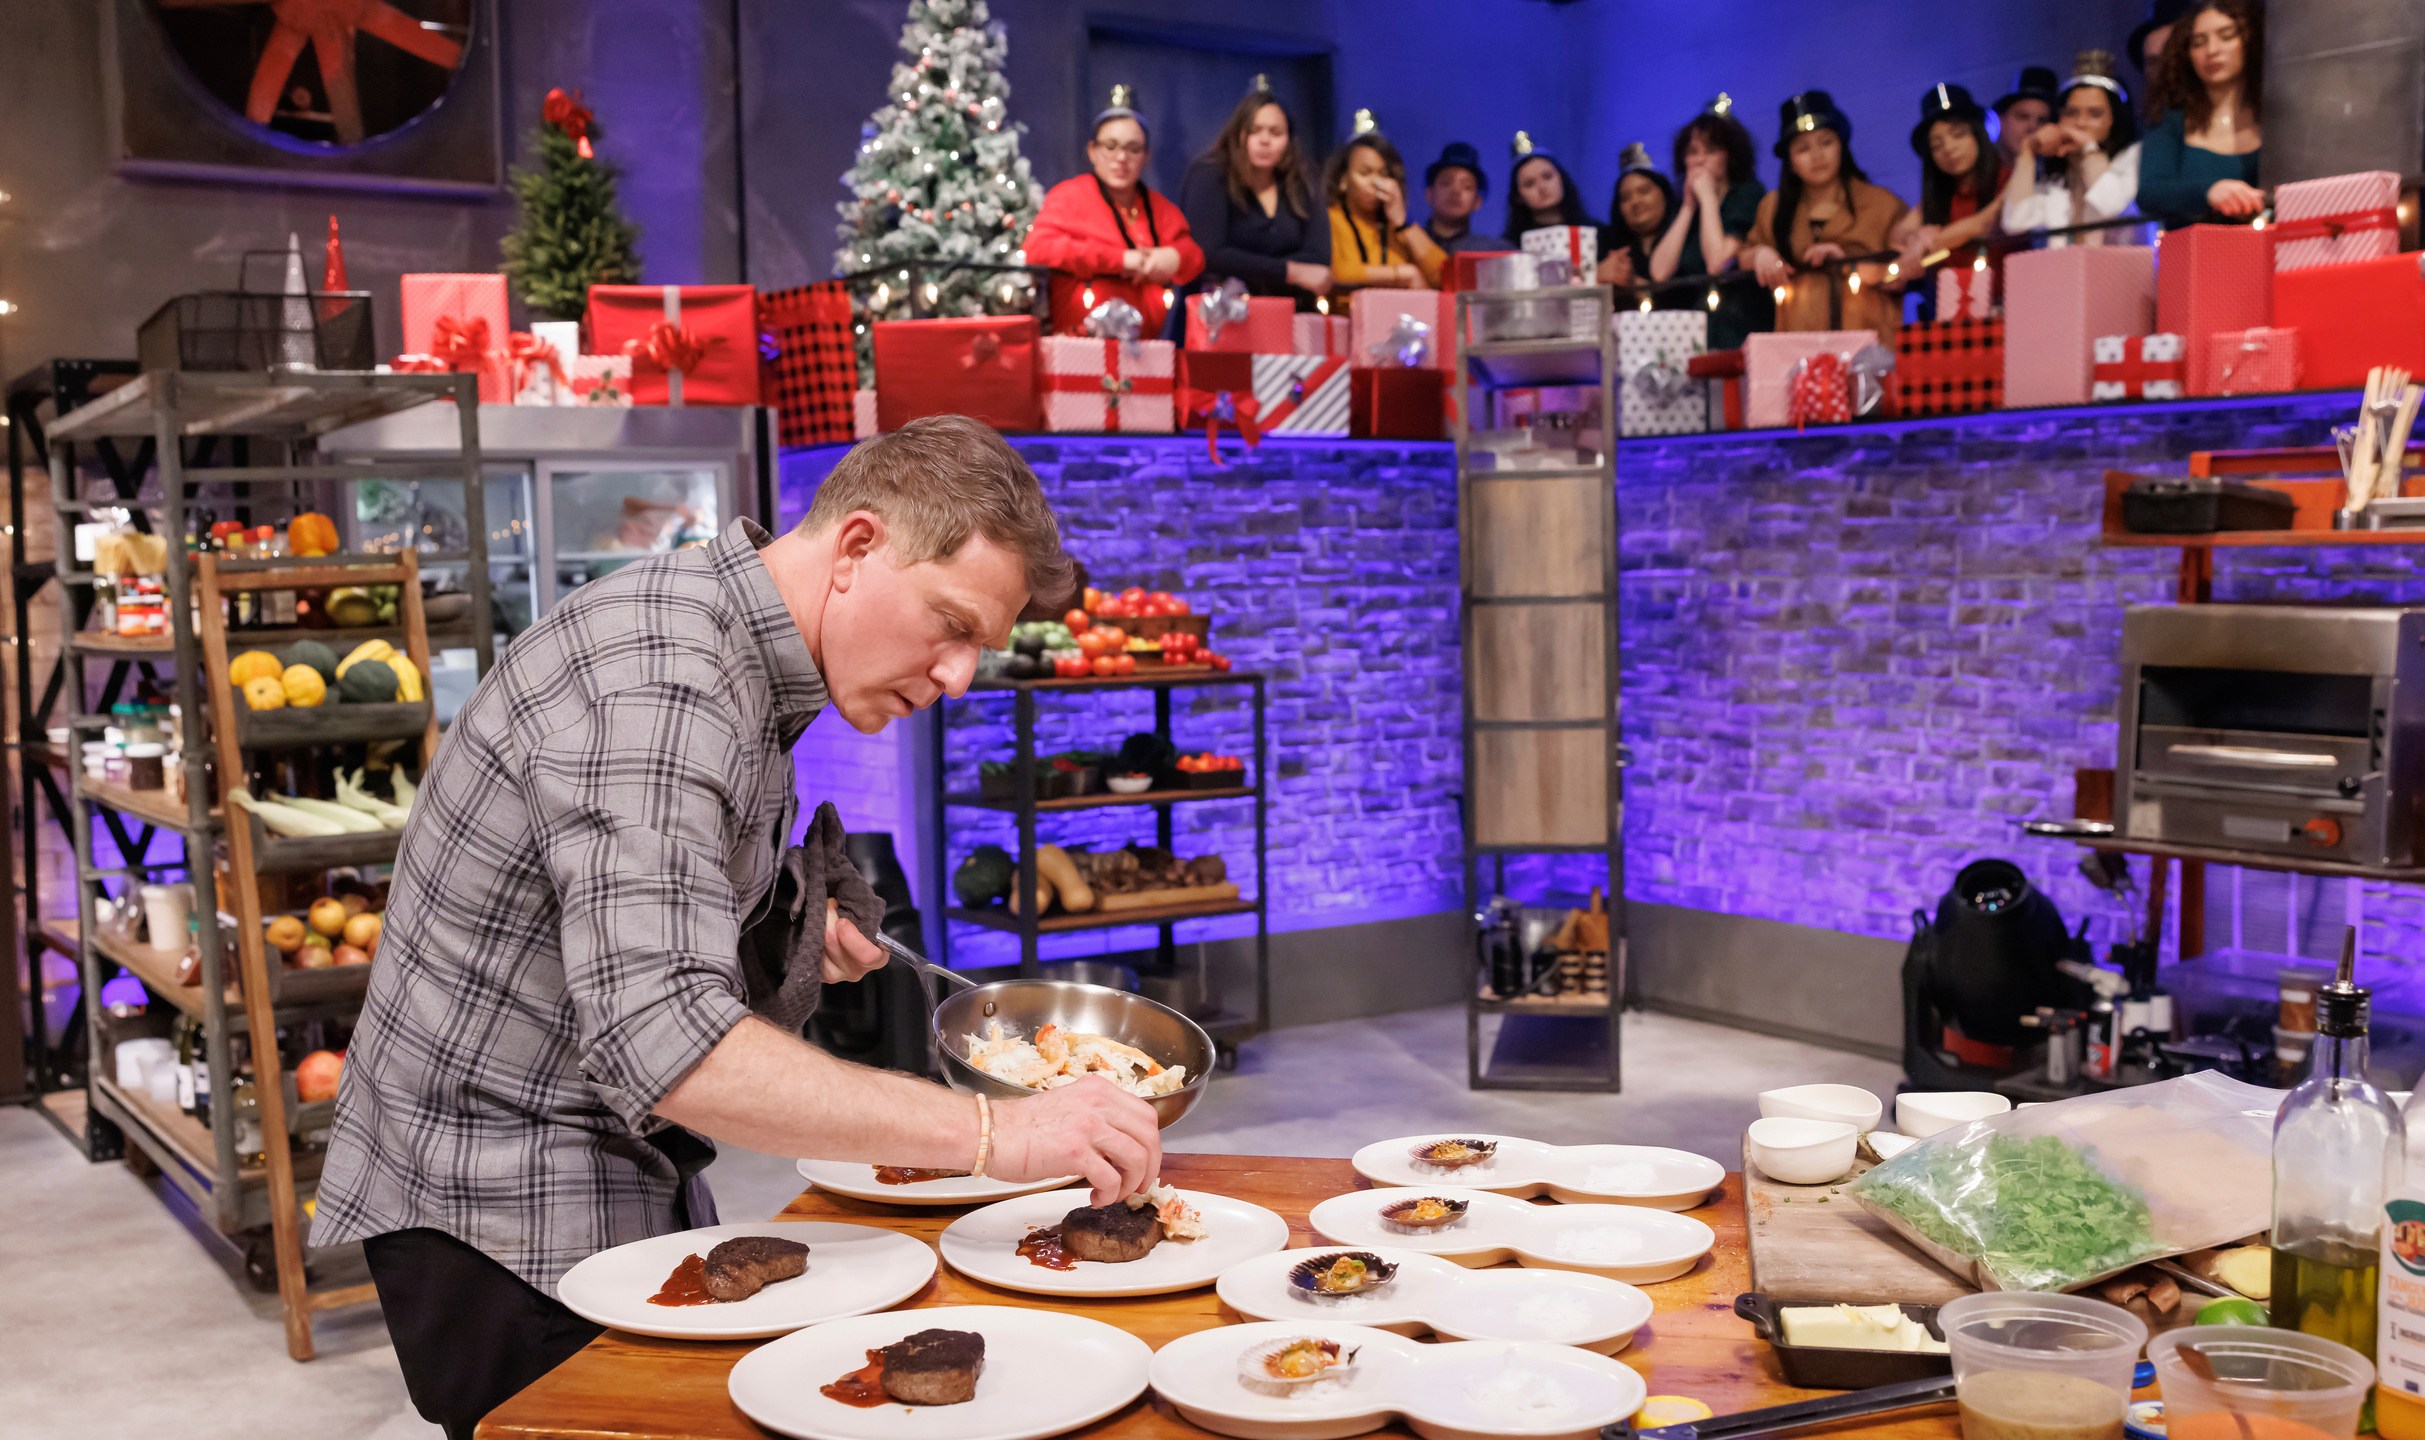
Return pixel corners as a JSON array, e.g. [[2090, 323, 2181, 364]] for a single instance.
[[2146, 1326, 2372, 1440], [1941, 1291, 2146, 1440]]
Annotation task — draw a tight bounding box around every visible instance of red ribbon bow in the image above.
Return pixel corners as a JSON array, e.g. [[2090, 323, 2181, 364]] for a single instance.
[[627, 321, 722, 376], [507, 332, 570, 398], [1786, 352, 1851, 430], [962, 332, 1008, 370], [1178, 386, 1262, 465], [2271, 207, 2398, 246], [430, 315, 493, 376], [390, 353, 450, 373], [544, 87, 596, 159]]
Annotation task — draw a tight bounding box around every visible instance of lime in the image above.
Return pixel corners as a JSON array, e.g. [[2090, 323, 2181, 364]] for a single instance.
[[2195, 1296, 2268, 1326]]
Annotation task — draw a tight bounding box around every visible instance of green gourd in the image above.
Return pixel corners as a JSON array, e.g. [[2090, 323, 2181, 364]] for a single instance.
[[953, 845, 1016, 907], [338, 658, 399, 703], [283, 639, 340, 684]]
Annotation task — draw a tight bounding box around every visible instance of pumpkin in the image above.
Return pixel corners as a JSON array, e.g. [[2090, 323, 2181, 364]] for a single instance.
[[338, 659, 399, 704], [281, 663, 327, 708], [229, 650, 284, 687], [283, 640, 339, 684], [288, 511, 339, 558], [242, 675, 287, 711]]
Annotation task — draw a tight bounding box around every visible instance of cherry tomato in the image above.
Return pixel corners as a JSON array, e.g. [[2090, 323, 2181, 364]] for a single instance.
[[1113, 654, 1137, 676], [1097, 625, 1126, 648], [1208, 652, 1232, 672], [1168, 597, 1191, 616], [1121, 587, 1146, 606], [1091, 656, 1119, 677], [1064, 608, 1090, 633], [1149, 592, 1174, 610], [1083, 587, 1104, 610]]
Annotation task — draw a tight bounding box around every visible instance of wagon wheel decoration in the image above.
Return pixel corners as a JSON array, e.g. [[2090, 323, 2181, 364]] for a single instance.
[[154, 0, 467, 146]]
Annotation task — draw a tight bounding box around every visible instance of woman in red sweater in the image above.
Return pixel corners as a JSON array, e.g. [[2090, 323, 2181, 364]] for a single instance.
[[1024, 87, 1204, 335]]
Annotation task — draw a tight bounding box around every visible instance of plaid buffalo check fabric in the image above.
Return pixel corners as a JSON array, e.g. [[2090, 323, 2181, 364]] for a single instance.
[[761, 282, 859, 447], [1895, 317, 2005, 417], [312, 522, 827, 1292]]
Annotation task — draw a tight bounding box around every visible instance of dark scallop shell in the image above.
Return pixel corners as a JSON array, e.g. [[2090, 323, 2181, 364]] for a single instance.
[[1411, 1138, 1498, 1169], [1287, 1250, 1401, 1299], [1379, 1196, 1470, 1230]]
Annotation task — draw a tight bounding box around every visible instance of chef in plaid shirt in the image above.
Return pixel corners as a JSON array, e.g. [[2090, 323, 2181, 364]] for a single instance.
[[314, 417, 1163, 1438]]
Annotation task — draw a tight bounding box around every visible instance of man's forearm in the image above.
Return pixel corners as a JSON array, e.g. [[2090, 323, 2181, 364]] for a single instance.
[[655, 1016, 982, 1168]]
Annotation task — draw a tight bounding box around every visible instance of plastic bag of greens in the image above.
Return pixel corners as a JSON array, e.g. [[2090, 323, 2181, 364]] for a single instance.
[[1848, 1072, 2281, 1292]]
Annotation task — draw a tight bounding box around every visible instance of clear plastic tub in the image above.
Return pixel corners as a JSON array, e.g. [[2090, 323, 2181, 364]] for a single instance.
[[1942, 1292, 2147, 1440], [2147, 1326, 2373, 1440]]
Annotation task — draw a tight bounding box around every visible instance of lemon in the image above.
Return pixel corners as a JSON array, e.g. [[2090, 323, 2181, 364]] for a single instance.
[[1634, 1396, 1715, 1426]]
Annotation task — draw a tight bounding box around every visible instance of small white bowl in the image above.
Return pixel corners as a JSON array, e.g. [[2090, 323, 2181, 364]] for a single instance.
[[1105, 773, 1154, 794], [1865, 1132, 1919, 1162], [1895, 1091, 2012, 1139], [1746, 1117, 1859, 1186], [1757, 1083, 1884, 1134]]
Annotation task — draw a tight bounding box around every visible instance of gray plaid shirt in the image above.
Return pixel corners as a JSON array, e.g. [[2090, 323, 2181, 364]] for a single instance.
[[312, 521, 827, 1291]]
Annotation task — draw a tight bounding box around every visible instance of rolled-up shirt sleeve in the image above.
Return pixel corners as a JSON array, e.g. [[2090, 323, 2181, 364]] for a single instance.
[[525, 687, 754, 1131]]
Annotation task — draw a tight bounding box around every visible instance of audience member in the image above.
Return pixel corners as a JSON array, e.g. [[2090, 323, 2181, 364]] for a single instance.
[[1990, 66, 2059, 170], [1421, 142, 1512, 256], [1024, 87, 1203, 334], [1745, 91, 1908, 341], [1177, 79, 1331, 306], [1326, 113, 1447, 290], [1600, 144, 1676, 290], [2138, 0, 2263, 228], [1999, 50, 2141, 246], [1649, 94, 1774, 348]]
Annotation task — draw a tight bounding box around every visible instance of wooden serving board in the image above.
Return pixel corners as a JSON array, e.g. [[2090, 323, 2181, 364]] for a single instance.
[[1741, 1140, 1971, 1305], [1092, 880, 1240, 913]]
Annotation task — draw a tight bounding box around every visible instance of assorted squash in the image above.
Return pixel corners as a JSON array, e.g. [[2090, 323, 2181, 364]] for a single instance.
[[235, 637, 422, 710]]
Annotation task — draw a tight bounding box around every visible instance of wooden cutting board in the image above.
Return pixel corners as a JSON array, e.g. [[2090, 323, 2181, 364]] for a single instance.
[[1741, 1140, 1972, 1305]]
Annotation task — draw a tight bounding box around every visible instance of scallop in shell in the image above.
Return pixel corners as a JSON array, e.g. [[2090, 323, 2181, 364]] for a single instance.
[[1410, 1138, 1498, 1171], [1287, 1251, 1400, 1301], [1379, 1195, 1469, 1231], [1236, 1336, 1359, 1396]]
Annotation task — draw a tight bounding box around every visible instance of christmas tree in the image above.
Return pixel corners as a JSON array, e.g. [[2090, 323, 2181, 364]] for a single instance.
[[833, 0, 1043, 341], [501, 89, 642, 321]]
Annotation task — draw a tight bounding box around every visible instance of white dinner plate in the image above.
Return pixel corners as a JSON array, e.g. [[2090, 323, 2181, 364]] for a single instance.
[[1350, 1135, 1721, 1210], [556, 1222, 938, 1341], [1149, 1320, 1647, 1440], [1306, 1188, 1713, 1285], [729, 1304, 1152, 1440], [796, 1159, 1081, 1207], [1214, 1246, 1654, 1355], [937, 1188, 1289, 1297]]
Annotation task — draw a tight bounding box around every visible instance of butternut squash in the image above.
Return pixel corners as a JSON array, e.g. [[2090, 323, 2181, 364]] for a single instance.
[[1035, 845, 1093, 912]]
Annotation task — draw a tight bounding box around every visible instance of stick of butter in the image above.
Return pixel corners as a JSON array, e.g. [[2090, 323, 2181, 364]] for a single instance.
[[1778, 1303, 1950, 1353]]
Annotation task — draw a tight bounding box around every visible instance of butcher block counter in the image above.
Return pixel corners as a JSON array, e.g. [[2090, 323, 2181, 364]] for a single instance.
[[479, 1153, 1972, 1440]]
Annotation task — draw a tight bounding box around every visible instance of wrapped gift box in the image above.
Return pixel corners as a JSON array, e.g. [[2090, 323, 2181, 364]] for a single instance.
[[1520, 226, 1597, 273], [2206, 326, 2301, 396], [760, 282, 858, 445], [1175, 351, 1264, 456], [1688, 349, 1744, 429], [853, 388, 878, 440], [2273, 171, 2403, 273], [871, 315, 1042, 433], [2155, 226, 2271, 393], [1789, 352, 1852, 427], [1186, 291, 1294, 353], [1291, 312, 1353, 357], [1038, 335, 1176, 433], [587, 284, 761, 406], [1617, 310, 1712, 436], [515, 320, 582, 405], [1349, 366, 1445, 439], [400, 273, 509, 402], [1349, 289, 1453, 371], [2275, 252, 2425, 391], [2004, 245, 2156, 407], [1744, 330, 1873, 429], [2091, 333, 2186, 400], [1247, 354, 1349, 434], [1443, 251, 1519, 292], [1937, 266, 1994, 320], [567, 354, 631, 407], [1896, 317, 2004, 416]]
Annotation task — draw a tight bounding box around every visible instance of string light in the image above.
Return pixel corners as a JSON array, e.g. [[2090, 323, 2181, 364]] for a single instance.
[[1846, 272, 1862, 294], [1314, 295, 1329, 315], [873, 282, 891, 308], [1885, 262, 1900, 281], [1971, 252, 1988, 272], [1161, 286, 1176, 312], [922, 281, 940, 304], [1637, 296, 1652, 313], [1705, 288, 1720, 311], [1081, 285, 1096, 309], [0, 300, 17, 316], [1773, 285, 1789, 303]]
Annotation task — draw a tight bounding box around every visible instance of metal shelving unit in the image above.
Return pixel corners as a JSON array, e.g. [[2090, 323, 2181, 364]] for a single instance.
[[42, 368, 484, 1361], [1451, 285, 1626, 1092], [928, 671, 1270, 1057]]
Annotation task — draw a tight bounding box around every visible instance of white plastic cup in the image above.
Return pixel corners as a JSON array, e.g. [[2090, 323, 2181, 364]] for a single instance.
[[139, 883, 194, 953], [2147, 1326, 2372, 1440], [1942, 1291, 2147, 1440]]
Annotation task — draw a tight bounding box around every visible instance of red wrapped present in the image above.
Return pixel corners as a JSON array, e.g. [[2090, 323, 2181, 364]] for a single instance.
[[2276, 252, 2425, 392], [2274, 171, 2403, 273], [1895, 317, 2004, 416], [2004, 245, 2155, 407], [1185, 288, 1294, 353], [2156, 226, 2271, 394], [2092, 333, 2186, 400], [1350, 289, 1452, 372], [1349, 366, 1445, 439], [1443, 251, 1519, 293], [1937, 265, 1995, 320], [1249, 355, 1349, 434], [1038, 335, 1176, 433], [1787, 351, 1851, 428], [1175, 351, 1262, 463], [871, 316, 1042, 433], [759, 282, 858, 445], [400, 273, 509, 403], [1687, 349, 1744, 429], [1744, 330, 1872, 428], [1292, 312, 1355, 357], [2206, 327, 2301, 396], [587, 284, 761, 406]]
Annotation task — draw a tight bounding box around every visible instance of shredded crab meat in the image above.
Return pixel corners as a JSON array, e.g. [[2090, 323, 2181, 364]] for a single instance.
[[1128, 1181, 1206, 1241], [964, 1021, 1188, 1098]]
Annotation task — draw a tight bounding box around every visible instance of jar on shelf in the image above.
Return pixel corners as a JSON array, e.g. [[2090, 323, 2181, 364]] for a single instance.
[[125, 743, 166, 791]]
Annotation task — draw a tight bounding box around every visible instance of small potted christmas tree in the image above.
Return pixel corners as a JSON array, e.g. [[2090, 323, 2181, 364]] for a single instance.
[[502, 89, 642, 323]]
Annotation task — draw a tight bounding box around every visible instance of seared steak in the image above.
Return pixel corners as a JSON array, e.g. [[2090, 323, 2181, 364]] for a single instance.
[[1058, 1200, 1164, 1263], [701, 1235, 809, 1302], [879, 1328, 986, 1405]]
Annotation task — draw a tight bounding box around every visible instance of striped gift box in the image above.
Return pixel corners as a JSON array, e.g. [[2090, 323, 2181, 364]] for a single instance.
[[1249, 355, 1350, 433], [2273, 171, 2403, 273], [1895, 317, 2003, 416]]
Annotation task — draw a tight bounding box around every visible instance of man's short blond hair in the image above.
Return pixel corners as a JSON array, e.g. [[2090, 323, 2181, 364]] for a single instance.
[[799, 415, 1074, 605]]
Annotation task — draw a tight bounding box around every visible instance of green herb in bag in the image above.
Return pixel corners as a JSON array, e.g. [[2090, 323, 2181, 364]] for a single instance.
[[1853, 1133, 2158, 1291]]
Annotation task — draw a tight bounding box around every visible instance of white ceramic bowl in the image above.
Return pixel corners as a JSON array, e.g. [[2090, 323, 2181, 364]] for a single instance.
[[1865, 1132, 1919, 1162], [1745, 1117, 1858, 1186], [1756, 1083, 1884, 1134], [1895, 1091, 2011, 1139], [1107, 773, 1154, 794]]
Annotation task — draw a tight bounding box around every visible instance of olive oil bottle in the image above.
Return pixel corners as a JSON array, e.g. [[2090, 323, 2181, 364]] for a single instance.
[[2274, 932, 2399, 1432]]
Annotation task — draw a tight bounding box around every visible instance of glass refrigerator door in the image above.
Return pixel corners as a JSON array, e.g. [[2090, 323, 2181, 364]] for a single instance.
[[535, 461, 729, 614], [351, 466, 536, 641]]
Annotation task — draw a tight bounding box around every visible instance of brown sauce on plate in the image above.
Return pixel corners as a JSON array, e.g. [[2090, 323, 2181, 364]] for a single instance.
[[875, 1166, 966, 1185], [1016, 1225, 1078, 1270], [647, 1253, 714, 1307], [821, 1351, 891, 1408]]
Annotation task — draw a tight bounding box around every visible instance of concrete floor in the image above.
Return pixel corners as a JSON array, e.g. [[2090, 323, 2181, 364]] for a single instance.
[[2, 1005, 1900, 1440]]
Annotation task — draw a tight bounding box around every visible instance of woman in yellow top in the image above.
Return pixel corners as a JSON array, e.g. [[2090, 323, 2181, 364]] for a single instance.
[[1744, 90, 1909, 341], [1325, 113, 1446, 291]]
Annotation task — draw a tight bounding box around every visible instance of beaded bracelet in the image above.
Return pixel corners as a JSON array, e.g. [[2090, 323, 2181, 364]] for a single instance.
[[970, 1093, 994, 1177]]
